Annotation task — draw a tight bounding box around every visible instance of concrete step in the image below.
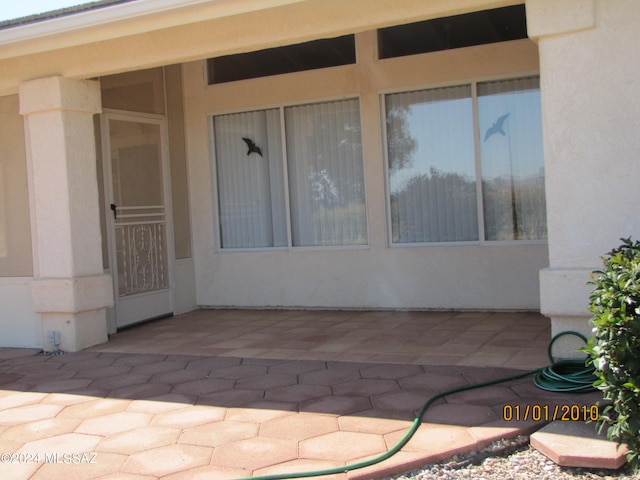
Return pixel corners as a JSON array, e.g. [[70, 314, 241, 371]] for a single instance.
[[531, 420, 628, 469]]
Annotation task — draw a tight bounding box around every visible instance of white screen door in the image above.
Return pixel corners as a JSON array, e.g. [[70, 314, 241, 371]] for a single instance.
[[103, 112, 174, 328]]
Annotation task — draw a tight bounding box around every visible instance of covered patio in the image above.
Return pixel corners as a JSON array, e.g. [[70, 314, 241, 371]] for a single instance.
[[0, 310, 604, 479], [91, 309, 552, 368]]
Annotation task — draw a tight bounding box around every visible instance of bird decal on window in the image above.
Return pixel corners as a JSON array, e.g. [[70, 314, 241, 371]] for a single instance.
[[484, 113, 510, 141], [242, 137, 263, 157]]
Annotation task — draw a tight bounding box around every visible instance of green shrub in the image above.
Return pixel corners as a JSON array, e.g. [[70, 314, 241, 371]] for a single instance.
[[585, 237, 640, 472]]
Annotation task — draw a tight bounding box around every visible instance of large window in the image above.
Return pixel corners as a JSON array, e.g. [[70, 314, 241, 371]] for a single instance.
[[213, 99, 367, 249], [208, 35, 356, 84], [378, 5, 527, 59], [385, 76, 546, 244]]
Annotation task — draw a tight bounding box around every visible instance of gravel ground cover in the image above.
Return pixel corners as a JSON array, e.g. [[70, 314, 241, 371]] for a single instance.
[[387, 436, 637, 480]]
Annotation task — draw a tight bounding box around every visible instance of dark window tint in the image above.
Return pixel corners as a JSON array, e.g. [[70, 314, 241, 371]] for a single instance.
[[378, 5, 527, 59], [208, 35, 355, 84]]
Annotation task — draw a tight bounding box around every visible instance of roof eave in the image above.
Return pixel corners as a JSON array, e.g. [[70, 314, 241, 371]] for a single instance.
[[0, 0, 303, 60]]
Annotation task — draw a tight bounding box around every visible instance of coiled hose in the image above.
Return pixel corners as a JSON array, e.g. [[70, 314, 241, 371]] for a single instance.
[[235, 331, 597, 480], [533, 331, 598, 393]]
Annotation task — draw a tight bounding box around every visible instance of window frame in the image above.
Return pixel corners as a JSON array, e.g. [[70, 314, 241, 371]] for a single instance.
[[376, 5, 528, 60], [208, 96, 370, 253], [207, 34, 357, 85], [380, 73, 547, 248]]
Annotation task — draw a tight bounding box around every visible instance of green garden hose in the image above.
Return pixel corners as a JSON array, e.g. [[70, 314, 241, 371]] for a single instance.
[[533, 331, 598, 393], [235, 331, 597, 480]]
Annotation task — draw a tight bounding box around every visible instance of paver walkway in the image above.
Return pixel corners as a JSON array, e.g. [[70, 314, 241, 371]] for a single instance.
[[0, 310, 604, 479]]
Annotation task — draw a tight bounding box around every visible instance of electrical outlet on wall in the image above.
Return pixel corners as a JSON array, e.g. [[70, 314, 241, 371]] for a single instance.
[[47, 330, 61, 347]]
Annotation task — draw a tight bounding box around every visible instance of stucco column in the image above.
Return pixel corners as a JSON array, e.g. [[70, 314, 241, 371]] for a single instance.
[[527, 0, 640, 355], [20, 76, 112, 352]]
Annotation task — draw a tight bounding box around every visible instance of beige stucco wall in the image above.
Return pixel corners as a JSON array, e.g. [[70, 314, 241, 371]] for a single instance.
[[0, 95, 39, 347], [184, 33, 549, 310], [528, 0, 640, 343], [98, 66, 196, 326], [20, 76, 112, 352], [2, 0, 595, 346], [0, 0, 523, 96], [0, 95, 33, 276]]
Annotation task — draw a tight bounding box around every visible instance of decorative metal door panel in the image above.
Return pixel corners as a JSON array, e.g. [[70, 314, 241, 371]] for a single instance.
[[104, 113, 173, 328]]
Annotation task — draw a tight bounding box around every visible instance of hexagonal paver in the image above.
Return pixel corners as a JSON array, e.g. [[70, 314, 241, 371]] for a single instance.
[[3, 417, 82, 443], [91, 373, 151, 391], [0, 391, 47, 410], [18, 432, 103, 456], [208, 364, 267, 380], [260, 413, 338, 441], [422, 403, 498, 426], [531, 421, 628, 469], [225, 406, 294, 424], [236, 373, 297, 390], [150, 405, 226, 429], [76, 411, 152, 436], [172, 378, 235, 396], [196, 387, 267, 408], [163, 464, 249, 480], [265, 384, 331, 403], [58, 398, 132, 419], [398, 373, 469, 392], [254, 459, 346, 479], [108, 382, 173, 399], [299, 368, 361, 385], [332, 378, 399, 396], [213, 437, 298, 471], [268, 360, 327, 375], [0, 461, 40, 480], [150, 368, 209, 384], [6, 361, 64, 375], [300, 431, 387, 461], [0, 403, 63, 426], [385, 423, 477, 458], [444, 385, 519, 406], [372, 390, 443, 414], [130, 360, 187, 375], [97, 426, 181, 454], [61, 356, 120, 371], [359, 364, 424, 380], [338, 416, 411, 435], [31, 378, 95, 393], [300, 395, 372, 416], [41, 393, 98, 407], [127, 398, 193, 415], [30, 452, 127, 480], [113, 354, 168, 367], [72, 365, 132, 379], [122, 444, 212, 477], [180, 420, 258, 447], [187, 356, 242, 371]]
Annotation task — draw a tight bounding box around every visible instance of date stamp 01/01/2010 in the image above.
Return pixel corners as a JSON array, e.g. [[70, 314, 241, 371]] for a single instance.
[[1, 452, 98, 465], [503, 404, 600, 422]]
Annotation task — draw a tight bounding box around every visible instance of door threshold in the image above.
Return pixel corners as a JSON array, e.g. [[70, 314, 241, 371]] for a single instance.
[[116, 313, 174, 332]]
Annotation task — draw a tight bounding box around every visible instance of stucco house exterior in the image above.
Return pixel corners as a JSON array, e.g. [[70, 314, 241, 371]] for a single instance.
[[0, 0, 637, 353]]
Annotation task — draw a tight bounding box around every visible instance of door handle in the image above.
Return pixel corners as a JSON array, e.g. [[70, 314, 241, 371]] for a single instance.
[[110, 203, 117, 219]]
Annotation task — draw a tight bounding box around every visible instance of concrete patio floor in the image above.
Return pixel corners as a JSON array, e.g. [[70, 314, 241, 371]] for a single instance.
[[0, 310, 604, 479]]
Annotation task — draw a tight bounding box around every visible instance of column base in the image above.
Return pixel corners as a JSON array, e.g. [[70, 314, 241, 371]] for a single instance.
[[548, 315, 593, 360], [32, 274, 113, 352], [40, 309, 108, 353]]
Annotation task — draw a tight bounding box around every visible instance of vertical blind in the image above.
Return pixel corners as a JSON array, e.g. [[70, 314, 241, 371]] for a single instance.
[[213, 99, 367, 248], [478, 76, 546, 240], [385, 77, 546, 244], [213, 109, 287, 248], [285, 99, 367, 246], [386, 85, 478, 243]]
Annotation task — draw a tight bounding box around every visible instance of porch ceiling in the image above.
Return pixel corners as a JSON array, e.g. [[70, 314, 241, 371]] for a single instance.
[[0, 0, 522, 96]]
